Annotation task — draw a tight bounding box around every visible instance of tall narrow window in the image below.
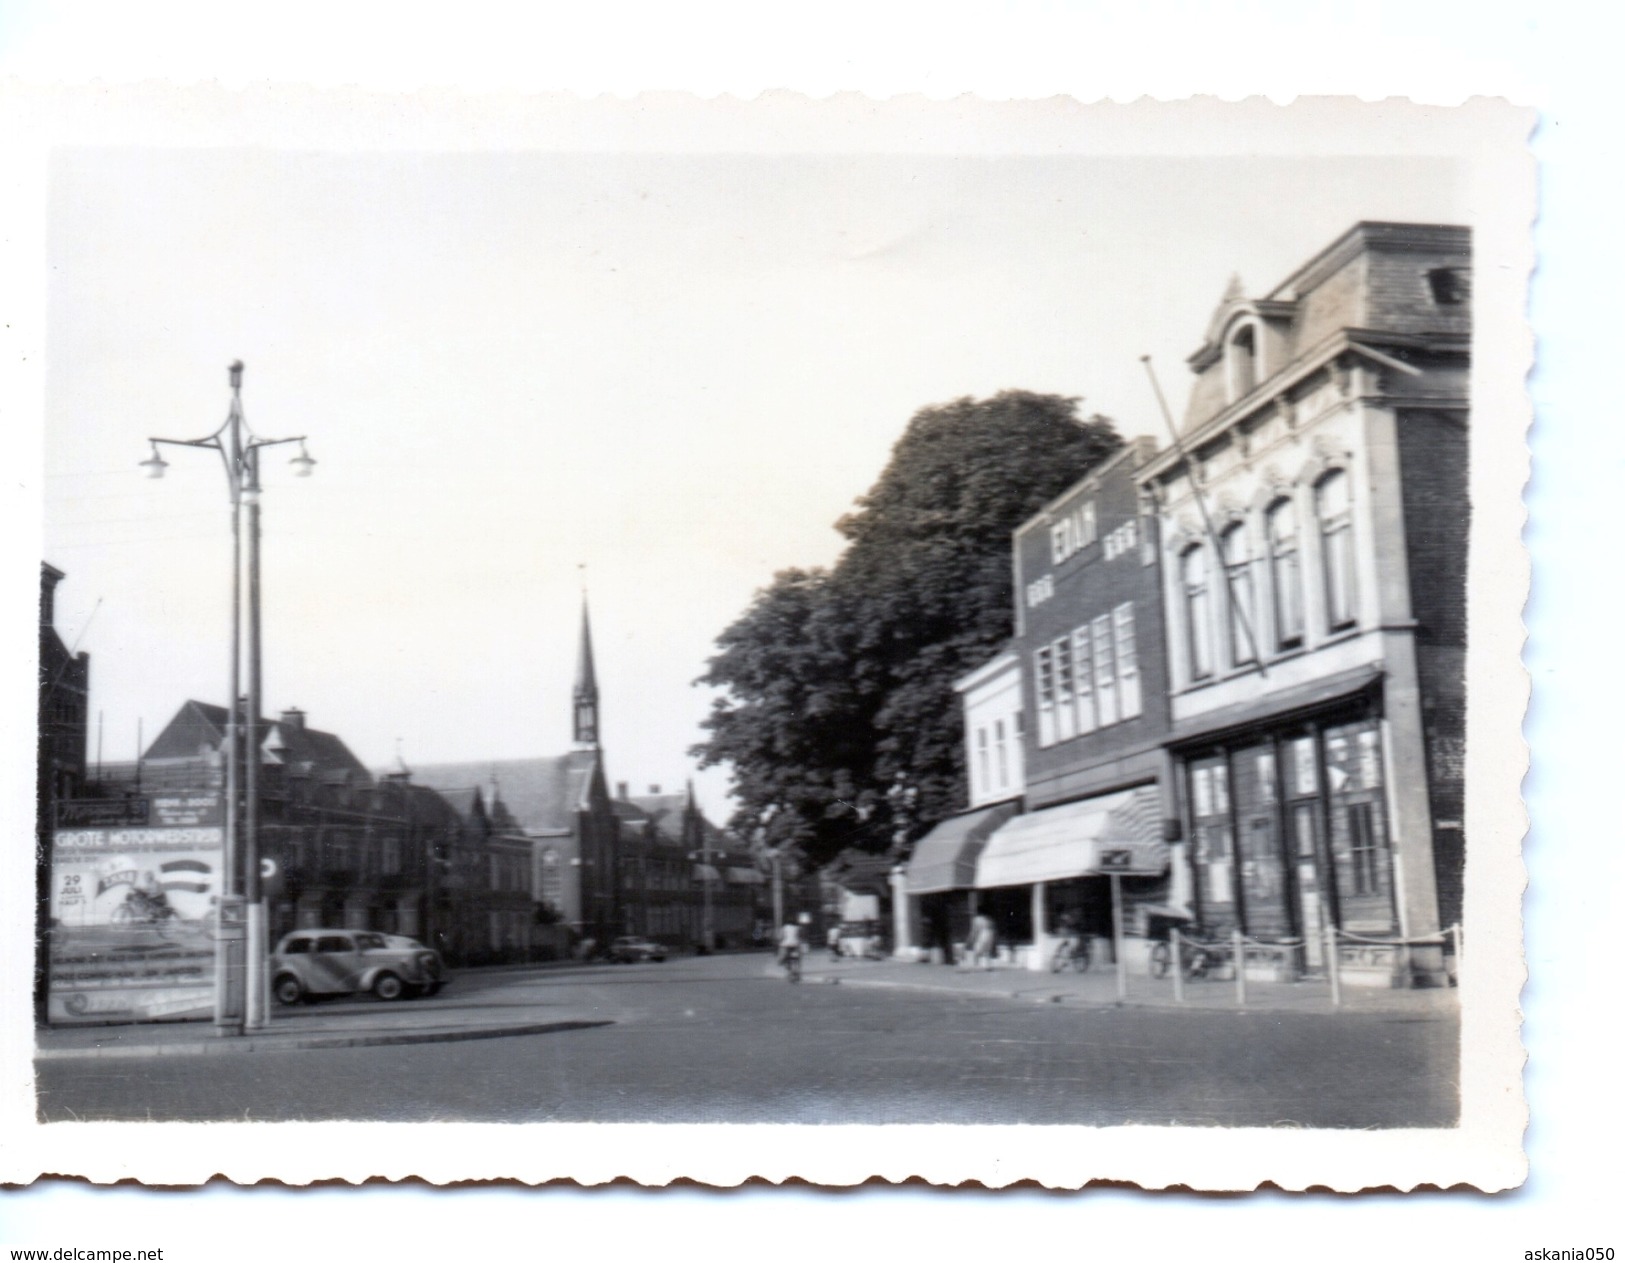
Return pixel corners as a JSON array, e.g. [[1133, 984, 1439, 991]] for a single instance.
[[1266, 497, 1304, 648], [1228, 324, 1258, 400], [1182, 546, 1215, 680], [1035, 645, 1055, 747], [994, 719, 1009, 789], [1316, 470, 1357, 630], [975, 727, 990, 798], [1221, 522, 1256, 666], [1346, 802, 1380, 896], [1053, 635, 1077, 741], [1114, 602, 1142, 719], [1092, 614, 1118, 725], [1072, 626, 1096, 734]]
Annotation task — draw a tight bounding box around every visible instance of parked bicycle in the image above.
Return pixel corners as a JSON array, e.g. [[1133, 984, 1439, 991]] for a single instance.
[[1149, 929, 1230, 981], [1049, 931, 1092, 973]]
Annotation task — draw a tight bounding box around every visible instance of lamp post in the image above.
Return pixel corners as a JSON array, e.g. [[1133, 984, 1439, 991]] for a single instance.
[[688, 839, 717, 953], [144, 361, 314, 1034]]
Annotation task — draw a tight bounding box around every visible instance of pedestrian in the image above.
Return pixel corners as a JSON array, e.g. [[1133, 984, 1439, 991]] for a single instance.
[[967, 911, 997, 971], [827, 923, 843, 960]]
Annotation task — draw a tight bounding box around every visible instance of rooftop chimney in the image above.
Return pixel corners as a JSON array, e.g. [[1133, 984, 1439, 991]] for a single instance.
[[648, 784, 661, 795], [616, 781, 629, 800], [40, 563, 64, 628], [280, 708, 307, 730]]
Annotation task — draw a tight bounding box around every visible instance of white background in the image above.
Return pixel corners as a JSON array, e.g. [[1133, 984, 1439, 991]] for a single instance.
[[0, 0, 1615, 1256]]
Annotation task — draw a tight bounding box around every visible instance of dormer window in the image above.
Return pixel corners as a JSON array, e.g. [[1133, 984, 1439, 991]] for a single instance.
[[1226, 322, 1259, 402], [1427, 266, 1470, 306]]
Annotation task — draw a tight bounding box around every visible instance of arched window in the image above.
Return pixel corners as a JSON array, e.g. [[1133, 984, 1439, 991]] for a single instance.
[[1316, 470, 1357, 629], [1182, 546, 1215, 680], [1266, 497, 1304, 649], [1221, 522, 1256, 666], [1227, 323, 1258, 401]]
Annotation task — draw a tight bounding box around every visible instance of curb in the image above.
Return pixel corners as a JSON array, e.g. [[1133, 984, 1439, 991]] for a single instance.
[[36, 1018, 613, 1061], [807, 972, 1451, 1017]]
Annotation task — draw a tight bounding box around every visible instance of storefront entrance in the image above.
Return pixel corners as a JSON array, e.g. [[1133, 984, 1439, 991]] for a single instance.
[[1181, 706, 1399, 968]]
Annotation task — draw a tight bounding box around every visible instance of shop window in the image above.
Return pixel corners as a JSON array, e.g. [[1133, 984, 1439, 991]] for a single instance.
[[1266, 498, 1304, 649], [1233, 745, 1288, 938], [1053, 635, 1077, 742], [1190, 759, 1234, 916], [1324, 719, 1396, 931], [1316, 471, 1357, 630], [1345, 804, 1382, 895], [1091, 614, 1118, 724], [1181, 545, 1215, 681], [1072, 626, 1097, 734], [1114, 602, 1142, 719], [1034, 645, 1055, 748], [1221, 522, 1256, 666], [1288, 735, 1318, 798]]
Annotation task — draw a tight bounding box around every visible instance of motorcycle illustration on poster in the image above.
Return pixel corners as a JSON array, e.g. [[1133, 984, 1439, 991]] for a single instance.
[[48, 795, 224, 1024]]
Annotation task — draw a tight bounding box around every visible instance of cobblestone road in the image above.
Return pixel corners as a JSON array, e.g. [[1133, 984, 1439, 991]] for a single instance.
[[34, 953, 1458, 1127]]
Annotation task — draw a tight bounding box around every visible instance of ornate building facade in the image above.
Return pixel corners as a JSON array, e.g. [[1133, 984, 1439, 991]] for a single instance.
[[1138, 221, 1469, 985]]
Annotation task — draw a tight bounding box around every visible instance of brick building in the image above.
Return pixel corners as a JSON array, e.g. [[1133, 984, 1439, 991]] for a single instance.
[[613, 783, 762, 951], [94, 701, 536, 966], [974, 437, 1175, 967], [38, 563, 90, 1015], [1137, 221, 1470, 985]]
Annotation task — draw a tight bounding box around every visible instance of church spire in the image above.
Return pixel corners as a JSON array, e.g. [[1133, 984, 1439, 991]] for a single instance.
[[573, 596, 600, 749]]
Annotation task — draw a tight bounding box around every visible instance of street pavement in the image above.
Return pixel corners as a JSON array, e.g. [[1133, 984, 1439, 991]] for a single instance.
[[34, 951, 1458, 1128]]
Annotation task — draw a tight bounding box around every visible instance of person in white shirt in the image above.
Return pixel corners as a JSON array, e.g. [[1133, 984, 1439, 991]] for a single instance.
[[778, 913, 808, 965]]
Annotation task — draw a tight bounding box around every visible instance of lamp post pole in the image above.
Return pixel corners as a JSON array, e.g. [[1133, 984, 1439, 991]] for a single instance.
[[144, 361, 314, 1036]]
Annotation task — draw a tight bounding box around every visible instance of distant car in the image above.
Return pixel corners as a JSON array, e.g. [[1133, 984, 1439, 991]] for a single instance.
[[607, 935, 668, 963], [271, 929, 448, 1004]]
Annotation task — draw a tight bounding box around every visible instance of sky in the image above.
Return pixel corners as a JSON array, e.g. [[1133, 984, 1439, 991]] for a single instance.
[[42, 148, 1469, 820]]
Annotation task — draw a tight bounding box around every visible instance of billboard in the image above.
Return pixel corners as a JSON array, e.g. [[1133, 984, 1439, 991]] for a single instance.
[[48, 794, 226, 1025]]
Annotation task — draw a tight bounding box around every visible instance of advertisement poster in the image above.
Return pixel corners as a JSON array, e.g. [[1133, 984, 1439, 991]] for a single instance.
[[47, 794, 224, 1025]]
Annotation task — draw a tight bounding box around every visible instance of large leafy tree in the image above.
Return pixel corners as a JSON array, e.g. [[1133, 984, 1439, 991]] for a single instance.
[[696, 390, 1121, 868]]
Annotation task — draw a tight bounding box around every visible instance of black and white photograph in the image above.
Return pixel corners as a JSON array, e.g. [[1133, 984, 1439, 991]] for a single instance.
[[6, 88, 1534, 1205]]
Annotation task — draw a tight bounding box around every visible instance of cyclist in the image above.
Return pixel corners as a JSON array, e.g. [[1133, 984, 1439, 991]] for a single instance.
[[778, 913, 809, 980], [1051, 911, 1088, 973]]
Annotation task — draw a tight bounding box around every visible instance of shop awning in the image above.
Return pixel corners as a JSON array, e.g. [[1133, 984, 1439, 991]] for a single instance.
[[904, 800, 1019, 895], [725, 866, 765, 885], [692, 863, 722, 882], [975, 785, 1166, 889], [1168, 664, 1383, 747]]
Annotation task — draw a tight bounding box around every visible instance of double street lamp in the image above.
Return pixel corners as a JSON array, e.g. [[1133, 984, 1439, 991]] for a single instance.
[[144, 361, 314, 1035]]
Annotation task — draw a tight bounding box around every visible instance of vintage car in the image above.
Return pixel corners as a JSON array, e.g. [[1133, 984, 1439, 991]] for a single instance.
[[271, 928, 448, 1004], [606, 935, 668, 963]]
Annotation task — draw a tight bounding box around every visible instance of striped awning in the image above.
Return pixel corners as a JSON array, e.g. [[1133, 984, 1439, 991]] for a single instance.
[[975, 785, 1166, 889], [903, 800, 1019, 895]]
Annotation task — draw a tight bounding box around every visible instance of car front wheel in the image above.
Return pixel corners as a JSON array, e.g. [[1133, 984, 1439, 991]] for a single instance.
[[372, 972, 405, 1001], [273, 974, 304, 1006]]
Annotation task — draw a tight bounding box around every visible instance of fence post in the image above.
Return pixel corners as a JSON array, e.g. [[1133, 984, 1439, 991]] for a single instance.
[[1450, 922, 1463, 984], [1233, 927, 1246, 1006], [1326, 923, 1342, 1007], [1171, 927, 1184, 1005]]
